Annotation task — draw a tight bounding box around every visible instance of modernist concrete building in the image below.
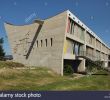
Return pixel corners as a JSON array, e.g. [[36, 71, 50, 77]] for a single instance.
[[4, 10, 110, 75]]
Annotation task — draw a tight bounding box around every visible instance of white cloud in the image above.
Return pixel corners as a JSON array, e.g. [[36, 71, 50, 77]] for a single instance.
[[105, 29, 109, 33], [44, 2, 48, 6], [14, 2, 17, 6], [105, 2, 109, 7], [90, 16, 94, 20], [75, 1, 79, 6]]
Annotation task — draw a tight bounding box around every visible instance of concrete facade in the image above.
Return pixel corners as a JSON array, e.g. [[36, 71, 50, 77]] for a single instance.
[[4, 10, 110, 75]]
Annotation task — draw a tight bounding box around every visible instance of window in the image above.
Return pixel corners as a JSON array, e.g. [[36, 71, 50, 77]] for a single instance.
[[87, 32, 92, 45], [70, 20, 72, 34], [70, 21, 73, 34], [45, 39, 47, 47], [36, 40, 38, 47], [74, 43, 80, 56], [80, 28, 84, 40], [41, 40, 43, 47], [72, 23, 75, 34], [89, 35, 92, 44], [67, 18, 70, 33], [50, 38, 53, 46], [67, 17, 76, 34], [72, 42, 81, 56]]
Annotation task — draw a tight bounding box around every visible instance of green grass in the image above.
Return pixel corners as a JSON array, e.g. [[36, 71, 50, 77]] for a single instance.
[[0, 61, 24, 68], [0, 61, 110, 90]]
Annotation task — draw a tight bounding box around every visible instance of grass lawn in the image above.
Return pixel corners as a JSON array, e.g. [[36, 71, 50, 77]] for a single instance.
[[0, 61, 110, 90]]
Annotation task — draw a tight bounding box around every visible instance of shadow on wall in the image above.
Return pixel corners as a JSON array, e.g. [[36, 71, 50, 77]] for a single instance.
[[26, 21, 44, 59]]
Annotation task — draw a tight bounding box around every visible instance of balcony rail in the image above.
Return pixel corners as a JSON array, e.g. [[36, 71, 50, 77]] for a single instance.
[[78, 51, 101, 61], [76, 51, 102, 68]]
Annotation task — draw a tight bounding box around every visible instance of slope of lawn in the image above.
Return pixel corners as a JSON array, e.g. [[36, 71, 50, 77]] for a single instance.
[[0, 61, 110, 90]]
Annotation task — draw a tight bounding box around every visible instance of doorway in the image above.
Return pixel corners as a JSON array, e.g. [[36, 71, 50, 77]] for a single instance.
[[63, 59, 81, 74]]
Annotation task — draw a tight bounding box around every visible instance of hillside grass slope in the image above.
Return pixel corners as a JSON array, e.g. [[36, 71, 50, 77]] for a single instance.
[[0, 61, 110, 90]]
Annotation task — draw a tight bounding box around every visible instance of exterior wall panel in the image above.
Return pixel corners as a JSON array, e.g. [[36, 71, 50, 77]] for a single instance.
[[5, 11, 67, 75]]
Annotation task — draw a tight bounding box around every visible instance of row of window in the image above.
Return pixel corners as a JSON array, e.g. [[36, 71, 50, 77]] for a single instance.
[[67, 17, 110, 54], [67, 18, 85, 41], [86, 32, 95, 46], [36, 38, 53, 47], [86, 47, 108, 60], [96, 40, 101, 50]]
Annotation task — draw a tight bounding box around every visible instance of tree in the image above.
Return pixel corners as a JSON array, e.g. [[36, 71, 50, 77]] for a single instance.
[[0, 38, 5, 59]]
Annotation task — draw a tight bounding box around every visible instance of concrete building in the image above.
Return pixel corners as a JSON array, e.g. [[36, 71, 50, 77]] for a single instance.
[[4, 10, 110, 75]]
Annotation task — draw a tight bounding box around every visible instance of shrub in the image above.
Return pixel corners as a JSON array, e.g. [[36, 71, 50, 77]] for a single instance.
[[6, 62, 25, 68], [64, 65, 74, 75], [0, 61, 25, 68]]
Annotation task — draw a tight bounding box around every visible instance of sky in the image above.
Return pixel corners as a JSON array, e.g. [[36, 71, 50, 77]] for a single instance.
[[0, 0, 110, 55]]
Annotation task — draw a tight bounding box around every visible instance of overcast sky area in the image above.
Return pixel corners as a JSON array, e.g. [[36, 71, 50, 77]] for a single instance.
[[0, 0, 110, 55]]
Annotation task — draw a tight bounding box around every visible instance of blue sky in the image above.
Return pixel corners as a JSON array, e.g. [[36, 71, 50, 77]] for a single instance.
[[0, 0, 110, 55]]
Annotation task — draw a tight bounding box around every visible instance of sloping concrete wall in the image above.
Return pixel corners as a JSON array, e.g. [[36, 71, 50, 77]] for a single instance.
[[4, 11, 67, 75]]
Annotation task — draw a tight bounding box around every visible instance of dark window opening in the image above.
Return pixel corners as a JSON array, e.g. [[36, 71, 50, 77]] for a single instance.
[[36, 40, 38, 47], [109, 55, 110, 60], [51, 38, 53, 47], [41, 40, 43, 47], [45, 39, 47, 47]]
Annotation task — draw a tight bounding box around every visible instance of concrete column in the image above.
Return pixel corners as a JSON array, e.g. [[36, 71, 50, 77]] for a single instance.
[[78, 59, 86, 72], [93, 38, 96, 60], [102, 61, 108, 68], [83, 30, 86, 55], [100, 44, 103, 61], [84, 30, 87, 47]]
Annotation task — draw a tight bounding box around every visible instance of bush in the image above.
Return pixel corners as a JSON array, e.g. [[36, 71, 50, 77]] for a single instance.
[[0, 38, 5, 59], [0, 61, 25, 68], [6, 62, 25, 68], [64, 65, 74, 75], [86, 66, 98, 74]]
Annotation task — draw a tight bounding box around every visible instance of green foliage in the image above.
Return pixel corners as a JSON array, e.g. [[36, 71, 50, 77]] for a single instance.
[[86, 64, 97, 71], [0, 61, 25, 68], [63, 65, 73, 75], [85, 60, 103, 74], [0, 38, 4, 44], [0, 38, 5, 59]]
